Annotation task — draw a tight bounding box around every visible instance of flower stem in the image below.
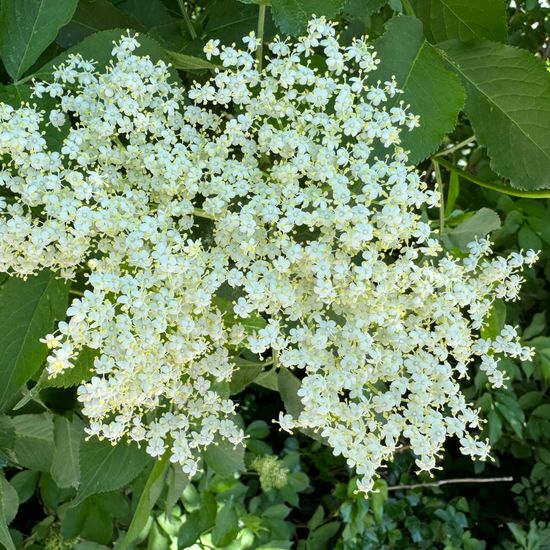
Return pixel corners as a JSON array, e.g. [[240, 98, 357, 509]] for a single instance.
[[177, 0, 197, 40], [256, 4, 267, 72], [434, 135, 476, 157], [401, 0, 416, 17], [433, 160, 445, 235]]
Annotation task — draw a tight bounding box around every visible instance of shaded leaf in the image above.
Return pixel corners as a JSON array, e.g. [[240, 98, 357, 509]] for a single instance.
[[0, 0, 78, 80], [44, 346, 95, 389], [271, 0, 346, 35], [0, 474, 16, 550], [0, 271, 69, 411], [73, 438, 150, 507], [203, 436, 245, 477], [12, 413, 55, 471], [439, 40, 550, 190], [120, 453, 169, 550], [374, 16, 466, 162], [57, 0, 144, 48], [51, 415, 84, 488], [411, 0, 507, 43], [447, 207, 501, 249]]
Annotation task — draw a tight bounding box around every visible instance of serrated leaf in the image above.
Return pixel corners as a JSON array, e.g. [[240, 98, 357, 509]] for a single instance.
[[343, 0, 388, 20], [205, 0, 261, 44], [0, 0, 79, 80], [51, 415, 84, 488], [447, 207, 501, 249], [44, 346, 95, 389], [374, 16, 466, 162], [271, 0, 346, 35], [117, 0, 176, 28], [439, 40, 550, 190], [73, 438, 150, 507], [0, 271, 69, 411], [0, 417, 15, 461], [56, 0, 145, 49], [12, 413, 55, 471], [411, 0, 507, 43], [0, 475, 18, 526], [165, 50, 219, 70], [211, 498, 238, 547], [203, 437, 245, 477], [120, 453, 169, 550], [0, 474, 16, 550]]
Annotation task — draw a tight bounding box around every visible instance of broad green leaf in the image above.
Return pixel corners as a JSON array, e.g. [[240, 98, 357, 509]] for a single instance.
[[9, 470, 39, 505], [12, 413, 55, 471], [44, 346, 95, 389], [203, 436, 245, 477], [229, 357, 265, 395], [165, 51, 219, 70], [0, 475, 18, 525], [0, 271, 69, 411], [164, 464, 190, 513], [51, 415, 84, 488], [411, 0, 507, 43], [35, 29, 180, 83], [205, 0, 262, 44], [374, 16, 466, 162], [277, 368, 303, 418], [439, 40, 550, 190], [0, 0, 78, 80], [447, 207, 501, 249], [343, 0, 388, 20], [56, 0, 145, 48], [445, 170, 460, 217], [73, 438, 150, 506], [480, 299, 506, 340], [238, 0, 271, 4], [0, 474, 16, 550], [271, 0, 346, 35], [0, 416, 15, 461], [117, 0, 176, 28], [532, 404, 550, 419], [211, 498, 239, 547], [120, 453, 169, 550]]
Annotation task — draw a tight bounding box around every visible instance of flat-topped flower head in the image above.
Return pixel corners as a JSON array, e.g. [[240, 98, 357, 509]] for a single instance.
[[0, 19, 537, 491]]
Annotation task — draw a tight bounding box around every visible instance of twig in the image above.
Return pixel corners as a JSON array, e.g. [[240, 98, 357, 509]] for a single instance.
[[176, 0, 197, 40], [434, 135, 476, 157], [388, 476, 513, 492], [433, 160, 445, 235]]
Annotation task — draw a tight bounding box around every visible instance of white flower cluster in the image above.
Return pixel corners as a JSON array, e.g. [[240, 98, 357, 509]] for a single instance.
[[0, 19, 536, 491]]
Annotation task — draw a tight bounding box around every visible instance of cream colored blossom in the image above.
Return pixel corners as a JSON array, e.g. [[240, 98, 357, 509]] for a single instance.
[[0, 21, 537, 492]]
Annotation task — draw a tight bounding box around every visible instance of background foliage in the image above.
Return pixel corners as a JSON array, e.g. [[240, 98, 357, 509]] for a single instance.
[[0, 0, 549, 548]]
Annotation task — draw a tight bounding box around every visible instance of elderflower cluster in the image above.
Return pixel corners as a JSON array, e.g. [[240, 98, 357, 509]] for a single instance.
[[0, 19, 537, 491]]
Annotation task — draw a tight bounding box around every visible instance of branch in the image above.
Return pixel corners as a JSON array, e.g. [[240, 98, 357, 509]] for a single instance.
[[388, 476, 514, 492]]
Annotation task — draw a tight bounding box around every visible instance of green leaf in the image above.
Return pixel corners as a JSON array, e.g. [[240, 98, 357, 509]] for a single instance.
[[411, 0, 507, 43], [271, 0, 346, 35], [73, 438, 150, 507], [0, 271, 69, 411], [480, 299, 506, 340], [0, 416, 15, 461], [374, 16, 466, 162], [51, 415, 84, 489], [532, 404, 550, 419], [56, 0, 145, 49], [447, 207, 501, 249], [343, 0, 388, 19], [12, 413, 55, 471], [204, 0, 262, 44], [0, 474, 16, 550], [211, 498, 239, 547], [203, 436, 245, 477], [120, 453, 169, 550], [165, 50, 219, 70], [445, 169, 460, 216], [44, 346, 95, 389], [0, 475, 18, 525], [0, 0, 79, 80], [277, 368, 303, 418], [9, 470, 39, 505], [229, 357, 265, 395], [439, 40, 550, 190]]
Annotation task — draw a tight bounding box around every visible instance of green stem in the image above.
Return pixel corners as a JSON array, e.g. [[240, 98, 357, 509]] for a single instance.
[[177, 0, 197, 40], [401, 0, 416, 17], [193, 207, 217, 220], [256, 4, 267, 72], [434, 157, 550, 198], [433, 160, 445, 235], [434, 135, 476, 157]]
